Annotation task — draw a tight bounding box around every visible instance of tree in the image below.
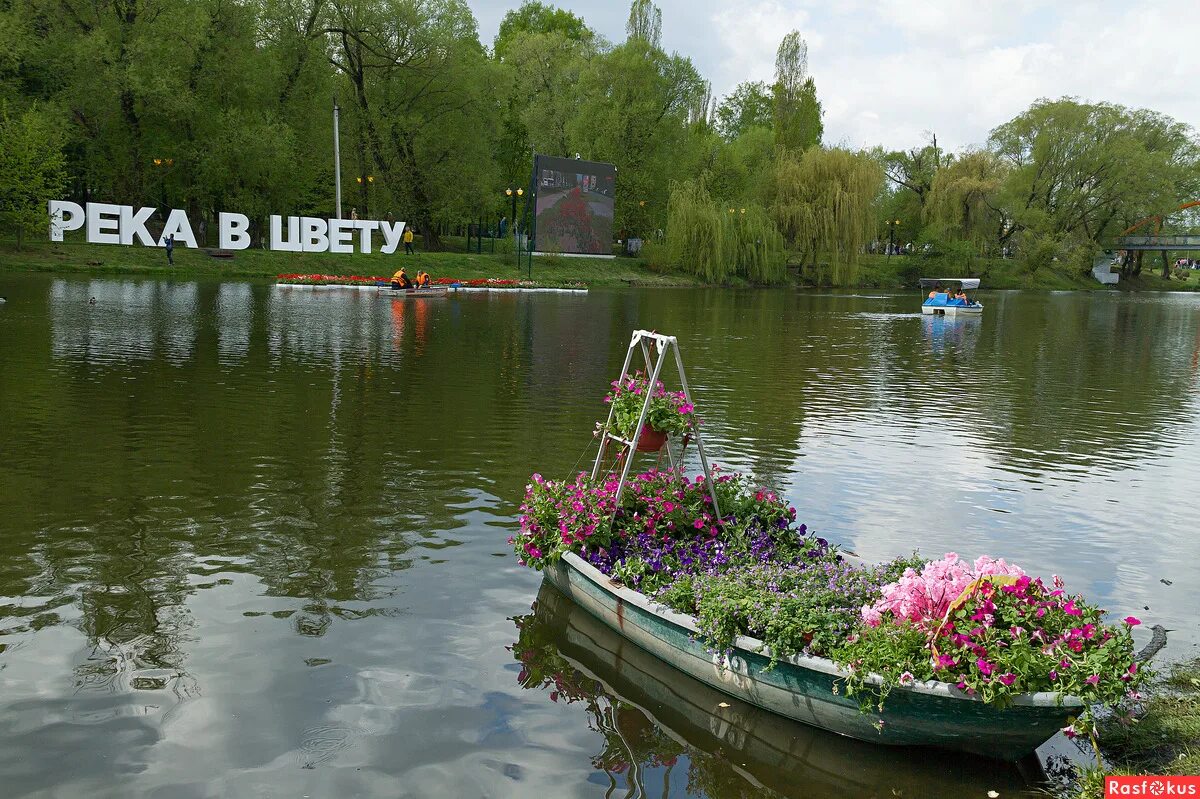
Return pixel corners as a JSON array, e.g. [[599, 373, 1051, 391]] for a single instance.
[[568, 39, 707, 237], [664, 179, 784, 283], [626, 0, 662, 49], [327, 0, 498, 248], [494, 1, 593, 59], [496, 29, 592, 180], [772, 31, 822, 151], [990, 98, 1200, 245], [767, 147, 882, 283], [0, 104, 66, 248], [925, 150, 1009, 256], [714, 81, 772, 141], [882, 136, 942, 207]]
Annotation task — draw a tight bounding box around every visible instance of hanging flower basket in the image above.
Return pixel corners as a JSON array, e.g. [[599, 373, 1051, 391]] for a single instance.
[[636, 427, 668, 452]]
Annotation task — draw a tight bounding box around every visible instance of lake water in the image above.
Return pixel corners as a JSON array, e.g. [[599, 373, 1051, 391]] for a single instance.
[[0, 272, 1196, 798]]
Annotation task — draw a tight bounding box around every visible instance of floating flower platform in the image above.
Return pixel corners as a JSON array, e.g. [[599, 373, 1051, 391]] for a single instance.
[[275, 274, 587, 293]]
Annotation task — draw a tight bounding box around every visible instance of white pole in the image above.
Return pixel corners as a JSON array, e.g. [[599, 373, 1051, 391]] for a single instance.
[[333, 97, 343, 219]]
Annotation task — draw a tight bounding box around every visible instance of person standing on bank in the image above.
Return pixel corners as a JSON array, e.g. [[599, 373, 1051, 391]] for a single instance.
[[163, 233, 175, 266], [404, 226, 415, 255]]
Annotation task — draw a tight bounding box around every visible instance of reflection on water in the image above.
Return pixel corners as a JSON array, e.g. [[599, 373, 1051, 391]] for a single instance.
[[0, 273, 1197, 796]]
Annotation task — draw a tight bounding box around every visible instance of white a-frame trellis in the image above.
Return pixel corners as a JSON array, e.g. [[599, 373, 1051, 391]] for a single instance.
[[590, 330, 721, 518]]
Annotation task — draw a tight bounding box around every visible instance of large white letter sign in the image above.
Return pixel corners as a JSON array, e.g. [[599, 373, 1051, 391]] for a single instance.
[[327, 218, 355, 254], [119, 206, 157, 246], [270, 215, 301, 252], [48, 200, 85, 242], [379, 221, 405, 255], [355, 220, 379, 253], [160, 209, 197, 247], [300, 217, 329, 253], [219, 213, 251, 250], [86, 202, 122, 245]]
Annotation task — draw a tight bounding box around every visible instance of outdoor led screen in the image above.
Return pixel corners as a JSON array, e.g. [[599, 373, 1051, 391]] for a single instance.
[[532, 155, 616, 256]]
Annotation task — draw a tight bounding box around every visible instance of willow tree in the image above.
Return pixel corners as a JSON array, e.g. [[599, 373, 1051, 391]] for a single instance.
[[665, 180, 785, 283], [727, 204, 786, 283], [925, 150, 1009, 256], [665, 179, 729, 281], [772, 31, 822, 151], [768, 147, 882, 283]]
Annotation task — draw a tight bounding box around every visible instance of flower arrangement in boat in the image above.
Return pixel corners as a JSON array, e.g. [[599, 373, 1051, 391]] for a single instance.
[[838, 555, 1144, 736], [602, 372, 696, 441], [509, 467, 1148, 742]]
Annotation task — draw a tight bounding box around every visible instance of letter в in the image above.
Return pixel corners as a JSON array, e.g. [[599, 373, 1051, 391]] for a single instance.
[[300, 217, 329, 253], [219, 213, 252, 250]]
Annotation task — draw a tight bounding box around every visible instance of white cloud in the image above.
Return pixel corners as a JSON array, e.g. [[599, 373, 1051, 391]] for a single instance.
[[469, 0, 1200, 153]]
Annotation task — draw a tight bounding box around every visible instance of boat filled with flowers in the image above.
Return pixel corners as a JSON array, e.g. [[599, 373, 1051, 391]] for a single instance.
[[512, 375, 1149, 759]]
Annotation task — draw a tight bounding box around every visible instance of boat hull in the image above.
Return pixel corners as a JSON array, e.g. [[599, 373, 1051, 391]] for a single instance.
[[922, 304, 983, 316], [531, 582, 1035, 797], [545, 552, 1079, 760], [378, 286, 449, 297]]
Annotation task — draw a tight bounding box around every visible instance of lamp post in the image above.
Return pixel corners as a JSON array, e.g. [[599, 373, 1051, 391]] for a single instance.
[[505, 186, 524, 245], [885, 218, 901, 261], [355, 174, 374, 217], [152, 157, 174, 210]]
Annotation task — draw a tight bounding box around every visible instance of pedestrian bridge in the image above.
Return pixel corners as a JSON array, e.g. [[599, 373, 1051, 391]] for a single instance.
[[1115, 234, 1200, 251]]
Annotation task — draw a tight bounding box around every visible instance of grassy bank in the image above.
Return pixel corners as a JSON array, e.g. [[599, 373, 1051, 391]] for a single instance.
[[1067, 658, 1200, 798], [3, 238, 1198, 291], [0, 239, 708, 288]]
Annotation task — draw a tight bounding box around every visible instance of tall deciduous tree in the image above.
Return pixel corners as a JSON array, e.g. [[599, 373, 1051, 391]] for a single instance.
[[714, 81, 772, 141], [989, 99, 1200, 244], [494, 1, 592, 58], [626, 0, 662, 49], [0, 103, 66, 247], [569, 5, 707, 238], [925, 150, 1009, 271], [772, 31, 822, 151], [327, 0, 497, 248]]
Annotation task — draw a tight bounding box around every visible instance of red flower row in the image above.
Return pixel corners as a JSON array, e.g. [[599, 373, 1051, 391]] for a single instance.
[[277, 274, 520, 288], [277, 273, 387, 283]]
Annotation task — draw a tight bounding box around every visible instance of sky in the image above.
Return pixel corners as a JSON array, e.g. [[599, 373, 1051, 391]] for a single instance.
[[467, 0, 1199, 154]]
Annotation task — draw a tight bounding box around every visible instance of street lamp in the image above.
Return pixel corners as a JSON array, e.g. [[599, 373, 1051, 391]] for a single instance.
[[151, 158, 174, 209], [356, 175, 374, 217], [505, 187, 524, 241], [885, 218, 901, 260]]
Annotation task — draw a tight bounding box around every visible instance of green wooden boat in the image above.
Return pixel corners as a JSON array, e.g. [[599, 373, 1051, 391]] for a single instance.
[[545, 552, 1083, 761], [529, 581, 1037, 797]]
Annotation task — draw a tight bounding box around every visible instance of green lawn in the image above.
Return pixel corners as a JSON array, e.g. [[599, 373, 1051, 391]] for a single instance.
[[3, 237, 1197, 292], [0, 238, 707, 288]]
